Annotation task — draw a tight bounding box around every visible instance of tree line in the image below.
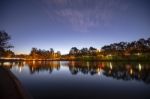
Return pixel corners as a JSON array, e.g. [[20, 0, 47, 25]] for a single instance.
[[101, 38, 150, 56], [69, 47, 98, 56], [27, 48, 61, 59], [0, 31, 150, 60]]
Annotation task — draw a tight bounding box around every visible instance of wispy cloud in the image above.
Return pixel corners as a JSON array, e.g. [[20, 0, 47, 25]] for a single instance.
[[40, 0, 129, 32]]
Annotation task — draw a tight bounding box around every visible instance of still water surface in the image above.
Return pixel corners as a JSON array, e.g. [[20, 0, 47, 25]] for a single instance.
[[2, 61, 150, 99]]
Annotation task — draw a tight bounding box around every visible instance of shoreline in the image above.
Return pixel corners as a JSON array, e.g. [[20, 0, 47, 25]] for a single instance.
[[0, 59, 150, 62], [0, 66, 32, 99]]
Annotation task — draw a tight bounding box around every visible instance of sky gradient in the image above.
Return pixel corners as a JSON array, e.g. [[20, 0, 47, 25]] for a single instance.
[[0, 0, 150, 54]]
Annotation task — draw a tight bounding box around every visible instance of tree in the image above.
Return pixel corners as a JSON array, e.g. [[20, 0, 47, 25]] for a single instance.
[[49, 48, 54, 58], [3, 50, 15, 58], [69, 47, 79, 55], [0, 31, 13, 57], [56, 51, 61, 58], [50, 48, 54, 54], [30, 47, 38, 59], [89, 47, 97, 55], [80, 48, 89, 55]]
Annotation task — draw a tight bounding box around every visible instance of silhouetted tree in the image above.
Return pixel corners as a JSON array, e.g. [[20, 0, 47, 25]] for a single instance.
[[101, 37, 150, 56], [69, 47, 79, 55], [29, 47, 61, 60], [80, 48, 89, 55], [89, 47, 97, 55], [30, 47, 38, 59], [3, 50, 15, 58], [50, 48, 54, 54], [0, 31, 13, 57]]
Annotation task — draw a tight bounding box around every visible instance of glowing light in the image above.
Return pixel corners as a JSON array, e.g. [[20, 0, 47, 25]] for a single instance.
[[97, 68, 102, 75], [138, 64, 142, 71], [110, 62, 112, 69], [130, 69, 133, 75], [97, 68, 100, 74], [19, 67, 22, 72], [33, 60, 35, 65], [137, 53, 141, 56], [3, 62, 11, 66]]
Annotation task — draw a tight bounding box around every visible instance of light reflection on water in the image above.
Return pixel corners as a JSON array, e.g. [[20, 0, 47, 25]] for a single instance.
[[1, 61, 150, 99]]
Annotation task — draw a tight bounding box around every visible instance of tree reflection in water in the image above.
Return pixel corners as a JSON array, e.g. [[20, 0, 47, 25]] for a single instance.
[[1, 61, 150, 84], [27, 61, 60, 74]]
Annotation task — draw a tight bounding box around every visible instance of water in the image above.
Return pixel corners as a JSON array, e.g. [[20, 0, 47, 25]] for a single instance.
[[1, 61, 150, 99]]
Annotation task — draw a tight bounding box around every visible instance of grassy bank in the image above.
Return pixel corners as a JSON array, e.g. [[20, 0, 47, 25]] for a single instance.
[[1, 54, 150, 62], [61, 54, 150, 61]]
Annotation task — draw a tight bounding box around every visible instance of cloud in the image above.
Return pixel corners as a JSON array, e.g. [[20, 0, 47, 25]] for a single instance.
[[40, 0, 129, 32], [55, 9, 96, 32]]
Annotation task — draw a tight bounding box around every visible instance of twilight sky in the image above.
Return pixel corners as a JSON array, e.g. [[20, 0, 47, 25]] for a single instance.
[[0, 0, 150, 54]]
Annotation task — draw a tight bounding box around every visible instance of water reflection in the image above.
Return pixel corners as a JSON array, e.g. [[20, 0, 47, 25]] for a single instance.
[[103, 62, 150, 84], [27, 61, 60, 74], [1, 61, 150, 84]]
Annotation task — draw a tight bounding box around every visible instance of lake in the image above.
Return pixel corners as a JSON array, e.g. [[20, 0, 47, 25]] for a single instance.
[[1, 61, 150, 99]]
